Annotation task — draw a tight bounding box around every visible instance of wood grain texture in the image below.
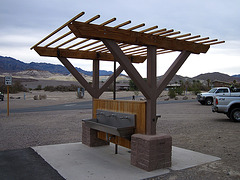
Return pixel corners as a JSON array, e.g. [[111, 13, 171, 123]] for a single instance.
[[69, 21, 210, 54], [93, 99, 146, 149], [34, 46, 146, 63]]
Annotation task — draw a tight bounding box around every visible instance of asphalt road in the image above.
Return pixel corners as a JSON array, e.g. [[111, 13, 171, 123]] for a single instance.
[[0, 97, 196, 114]]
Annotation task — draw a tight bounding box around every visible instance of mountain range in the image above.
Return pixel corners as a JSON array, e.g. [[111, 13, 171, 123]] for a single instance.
[[0, 56, 113, 76], [0, 55, 239, 82]]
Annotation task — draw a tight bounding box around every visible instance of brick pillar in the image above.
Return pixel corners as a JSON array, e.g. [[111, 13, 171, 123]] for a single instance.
[[131, 133, 172, 171], [82, 122, 109, 147]]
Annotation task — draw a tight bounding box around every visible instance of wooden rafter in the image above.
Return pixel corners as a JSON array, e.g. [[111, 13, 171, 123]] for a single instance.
[[34, 46, 146, 63], [32, 12, 224, 62], [68, 21, 210, 54]]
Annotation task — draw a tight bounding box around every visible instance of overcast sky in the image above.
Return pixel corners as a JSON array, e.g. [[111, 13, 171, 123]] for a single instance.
[[0, 0, 239, 77]]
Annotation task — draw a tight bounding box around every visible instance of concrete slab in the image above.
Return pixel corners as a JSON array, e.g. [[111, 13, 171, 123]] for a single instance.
[[171, 146, 221, 171], [33, 143, 220, 180]]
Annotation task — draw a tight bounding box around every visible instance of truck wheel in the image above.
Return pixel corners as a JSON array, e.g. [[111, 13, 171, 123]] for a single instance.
[[230, 108, 240, 122], [205, 98, 213, 105]]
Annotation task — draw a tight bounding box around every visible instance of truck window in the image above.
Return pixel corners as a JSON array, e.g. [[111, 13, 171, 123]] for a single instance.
[[209, 88, 217, 93], [216, 89, 228, 93]]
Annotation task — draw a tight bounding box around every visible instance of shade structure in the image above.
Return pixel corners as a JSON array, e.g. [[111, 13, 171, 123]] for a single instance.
[[31, 12, 225, 135], [31, 12, 224, 63]]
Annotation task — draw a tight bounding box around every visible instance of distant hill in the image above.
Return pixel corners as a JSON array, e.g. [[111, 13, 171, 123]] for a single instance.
[[0, 55, 113, 76], [193, 72, 240, 82], [232, 74, 240, 78], [1, 55, 239, 83], [157, 72, 240, 85]]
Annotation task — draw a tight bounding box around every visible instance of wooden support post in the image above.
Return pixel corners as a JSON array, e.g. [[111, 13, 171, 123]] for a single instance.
[[92, 60, 100, 94], [146, 46, 157, 135], [7, 85, 9, 116], [92, 60, 100, 117], [113, 58, 116, 100]]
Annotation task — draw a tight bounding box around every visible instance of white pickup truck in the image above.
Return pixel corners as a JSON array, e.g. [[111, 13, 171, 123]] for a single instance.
[[197, 87, 240, 105], [212, 96, 240, 122]]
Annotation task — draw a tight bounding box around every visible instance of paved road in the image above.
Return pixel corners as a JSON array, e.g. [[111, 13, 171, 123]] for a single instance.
[[0, 97, 196, 114]]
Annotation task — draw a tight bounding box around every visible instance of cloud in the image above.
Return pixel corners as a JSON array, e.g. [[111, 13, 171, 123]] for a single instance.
[[0, 0, 239, 77]]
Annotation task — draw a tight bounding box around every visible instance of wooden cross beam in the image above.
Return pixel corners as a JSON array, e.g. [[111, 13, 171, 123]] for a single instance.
[[102, 39, 152, 99], [157, 51, 191, 97], [34, 46, 146, 63], [57, 56, 123, 98], [69, 21, 210, 54], [102, 39, 192, 134]]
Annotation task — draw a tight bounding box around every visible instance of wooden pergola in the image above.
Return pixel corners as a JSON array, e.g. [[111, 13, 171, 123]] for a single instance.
[[31, 12, 224, 135]]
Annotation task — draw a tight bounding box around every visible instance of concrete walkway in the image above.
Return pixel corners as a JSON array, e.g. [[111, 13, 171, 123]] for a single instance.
[[33, 142, 220, 180]]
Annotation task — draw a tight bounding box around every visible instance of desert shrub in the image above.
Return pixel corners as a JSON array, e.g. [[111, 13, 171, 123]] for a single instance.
[[168, 88, 176, 98], [43, 84, 81, 92], [43, 86, 55, 92], [175, 87, 184, 95], [129, 80, 138, 91], [35, 85, 42, 90], [192, 88, 201, 95], [0, 81, 27, 93]]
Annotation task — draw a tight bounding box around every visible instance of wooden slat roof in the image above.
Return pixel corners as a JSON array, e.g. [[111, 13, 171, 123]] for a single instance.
[[31, 12, 224, 63]]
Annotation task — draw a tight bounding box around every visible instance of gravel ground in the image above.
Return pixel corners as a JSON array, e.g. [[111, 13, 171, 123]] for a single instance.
[[156, 102, 240, 180], [0, 91, 240, 179]]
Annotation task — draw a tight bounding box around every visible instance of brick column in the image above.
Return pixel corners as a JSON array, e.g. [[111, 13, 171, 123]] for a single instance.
[[82, 122, 109, 147], [131, 133, 172, 171]]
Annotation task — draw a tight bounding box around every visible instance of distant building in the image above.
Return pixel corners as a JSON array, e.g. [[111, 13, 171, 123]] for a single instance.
[[212, 80, 231, 87], [165, 83, 181, 90]]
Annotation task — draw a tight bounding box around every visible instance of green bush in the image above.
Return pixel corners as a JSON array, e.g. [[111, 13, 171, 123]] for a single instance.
[[175, 87, 183, 95], [129, 80, 138, 91], [168, 88, 176, 98]]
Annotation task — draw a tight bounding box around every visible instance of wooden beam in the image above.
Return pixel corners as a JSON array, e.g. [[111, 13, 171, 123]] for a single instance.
[[57, 57, 98, 98], [146, 46, 157, 135], [31, 12, 85, 49], [156, 51, 191, 97], [102, 39, 151, 99], [34, 46, 146, 63], [92, 60, 100, 92], [68, 21, 210, 54]]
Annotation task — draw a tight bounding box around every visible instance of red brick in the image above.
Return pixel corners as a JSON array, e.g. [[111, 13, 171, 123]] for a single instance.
[[131, 133, 172, 171]]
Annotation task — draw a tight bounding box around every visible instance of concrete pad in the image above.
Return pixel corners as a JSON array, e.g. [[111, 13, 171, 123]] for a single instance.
[[33, 143, 220, 180], [171, 146, 221, 171]]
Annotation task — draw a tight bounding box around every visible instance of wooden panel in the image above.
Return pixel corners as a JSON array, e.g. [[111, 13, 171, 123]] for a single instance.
[[93, 99, 146, 149], [69, 21, 210, 54], [34, 47, 146, 63]]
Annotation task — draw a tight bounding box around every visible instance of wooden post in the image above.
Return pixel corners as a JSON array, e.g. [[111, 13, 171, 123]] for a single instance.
[[146, 46, 157, 135], [92, 59, 100, 118], [113, 58, 116, 100], [92, 60, 100, 93], [7, 85, 9, 116]]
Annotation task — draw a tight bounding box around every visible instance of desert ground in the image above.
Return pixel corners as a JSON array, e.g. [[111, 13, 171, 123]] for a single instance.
[[0, 90, 239, 180]]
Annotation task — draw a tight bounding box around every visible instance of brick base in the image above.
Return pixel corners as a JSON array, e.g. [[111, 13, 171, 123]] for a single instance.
[[131, 133, 172, 171], [82, 122, 109, 147]]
